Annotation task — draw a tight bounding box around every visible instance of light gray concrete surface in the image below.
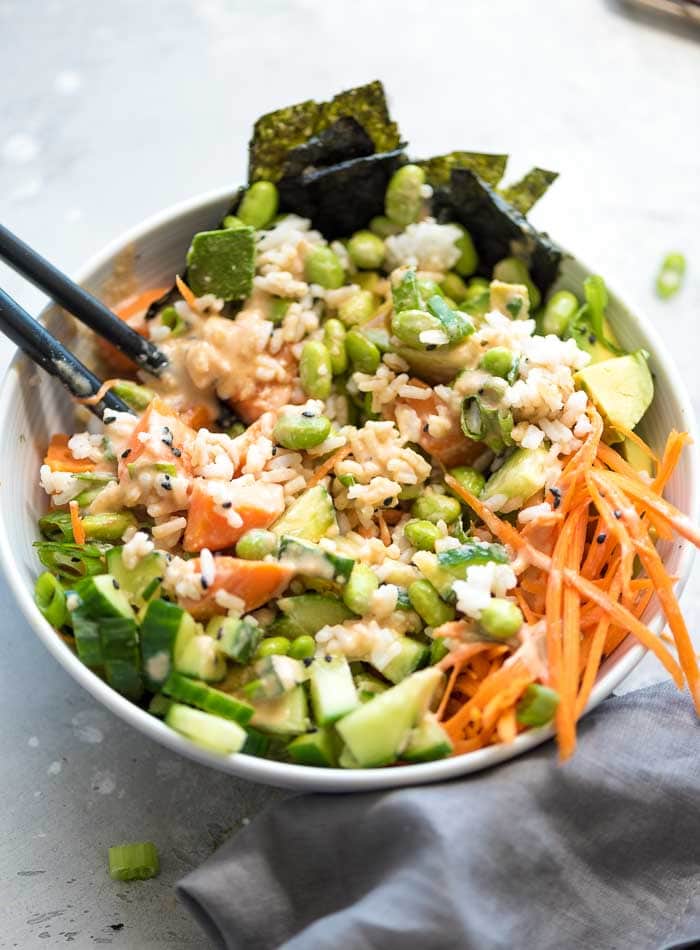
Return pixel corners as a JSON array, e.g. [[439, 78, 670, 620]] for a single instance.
[[0, 1, 698, 947]]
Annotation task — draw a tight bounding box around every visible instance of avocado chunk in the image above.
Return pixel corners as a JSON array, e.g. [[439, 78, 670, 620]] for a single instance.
[[481, 446, 550, 511], [335, 667, 445, 767], [186, 226, 255, 300], [621, 437, 655, 478], [575, 350, 653, 441]]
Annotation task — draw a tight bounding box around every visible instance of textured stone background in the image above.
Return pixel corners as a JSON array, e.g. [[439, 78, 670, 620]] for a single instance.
[[1, 1, 698, 946]]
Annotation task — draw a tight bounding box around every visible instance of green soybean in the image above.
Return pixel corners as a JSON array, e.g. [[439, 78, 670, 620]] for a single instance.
[[447, 465, 486, 499], [404, 519, 441, 552], [492, 257, 541, 309], [304, 246, 345, 289], [273, 411, 331, 450], [345, 330, 380, 373], [408, 580, 455, 628], [391, 309, 445, 348], [338, 289, 375, 327], [288, 634, 316, 660], [385, 164, 426, 227], [453, 225, 479, 277], [440, 272, 469, 302], [347, 230, 385, 270], [222, 215, 244, 229], [516, 684, 560, 727], [235, 529, 278, 560], [542, 290, 578, 337], [342, 563, 379, 615], [82, 511, 137, 541], [237, 181, 279, 230], [354, 271, 383, 294], [323, 318, 348, 375], [268, 298, 291, 324], [255, 636, 291, 659], [479, 598, 524, 640], [480, 346, 516, 379], [656, 251, 686, 300], [34, 571, 68, 628], [411, 493, 462, 525], [369, 215, 401, 238], [299, 341, 333, 399]]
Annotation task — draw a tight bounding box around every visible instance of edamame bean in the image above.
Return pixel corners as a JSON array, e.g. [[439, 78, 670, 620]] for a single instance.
[[111, 380, 156, 411], [440, 272, 469, 302], [385, 164, 426, 226], [323, 318, 348, 375], [479, 598, 524, 640], [408, 580, 455, 628], [391, 309, 446, 348], [222, 214, 244, 229], [342, 563, 379, 615], [268, 298, 291, 324], [273, 411, 332, 450], [345, 330, 380, 373], [288, 634, 316, 660], [237, 181, 279, 230], [159, 306, 188, 338], [255, 636, 291, 659], [404, 519, 441, 552], [447, 465, 486, 499], [480, 346, 516, 379], [411, 493, 462, 525], [656, 251, 686, 300], [453, 225, 479, 277], [34, 571, 67, 628], [541, 290, 578, 337], [369, 214, 401, 238], [338, 289, 375, 326], [299, 341, 333, 399], [304, 246, 345, 289], [516, 684, 560, 726], [355, 271, 383, 294], [81, 512, 138, 542], [235, 529, 278, 560], [347, 230, 385, 270], [493, 257, 541, 309]]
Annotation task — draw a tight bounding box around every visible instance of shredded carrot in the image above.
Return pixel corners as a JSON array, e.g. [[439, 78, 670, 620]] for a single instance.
[[377, 512, 391, 547], [653, 430, 690, 493], [306, 445, 352, 489], [175, 274, 199, 312], [74, 378, 122, 407], [69, 500, 86, 545]]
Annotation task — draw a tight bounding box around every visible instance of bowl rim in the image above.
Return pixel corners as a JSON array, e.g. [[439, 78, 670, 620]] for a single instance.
[[1, 184, 697, 791]]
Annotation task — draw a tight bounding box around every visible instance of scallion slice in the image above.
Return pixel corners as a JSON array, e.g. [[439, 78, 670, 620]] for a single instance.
[[108, 842, 159, 881]]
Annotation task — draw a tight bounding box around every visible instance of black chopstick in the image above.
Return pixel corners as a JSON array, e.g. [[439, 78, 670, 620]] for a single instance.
[[0, 223, 168, 376], [0, 286, 134, 418]]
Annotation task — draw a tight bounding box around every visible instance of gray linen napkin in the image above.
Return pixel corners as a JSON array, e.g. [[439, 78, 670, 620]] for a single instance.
[[177, 683, 699, 950]]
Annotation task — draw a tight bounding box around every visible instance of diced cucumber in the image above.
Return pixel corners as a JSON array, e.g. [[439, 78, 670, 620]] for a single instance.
[[148, 694, 172, 718], [336, 667, 445, 768], [249, 685, 310, 736], [278, 536, 354, 583], [244, 655, 308, 701], [175, 635, 227, 683], [271, 485, 336, 542], [162, 672, 254, 725], [242, 728, 270, 757], [401, 713, 453, 762], [287, 728, 338, 767], [378, 637, 429, 684], [430, 637, 450, 665], [165, 702, 247, 755], [412, 552, 456, 601], [99, 615, 142, 700], [278, 594, 353, 634], [436, 541, 509, 575], [74, 574, 135, 621], [266, 615, 306, 640], [72, 608, 102, 668], [106, 547, 166, 609], [140, 599, 197, 690], [309, 656, 359, 725], [338, 745, 362, 769], [206, 615, 261, 664], [354, 672, 390, 703]]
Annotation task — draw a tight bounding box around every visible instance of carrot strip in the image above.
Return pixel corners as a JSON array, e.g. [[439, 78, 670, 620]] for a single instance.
[[653, 430, 690, 493], [604, 472, 700, 548], [576, 573, 621, 717], [69, 500, 86, 545], [377, 512, 391, 547], [558, 506, 588, 758], [175, 274, 199, 312], [307, 445, 352, 489], [75, 378, 122, 407]]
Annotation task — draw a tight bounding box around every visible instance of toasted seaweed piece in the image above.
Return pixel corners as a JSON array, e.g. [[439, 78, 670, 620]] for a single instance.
[[282, 118, 374, 179], [248, 81, 399, 183], [433, 168, 562, 295], [278, 149, 404, 240], [417, 151, 508, 189], [500, 167, 559, 215]]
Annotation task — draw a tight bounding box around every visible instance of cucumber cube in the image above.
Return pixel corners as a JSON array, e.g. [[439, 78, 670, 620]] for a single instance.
[[287, 728, 338, 767], [309, 656, 359, 725], [401, 713, 453, 762], [166, 703, 247, 755]]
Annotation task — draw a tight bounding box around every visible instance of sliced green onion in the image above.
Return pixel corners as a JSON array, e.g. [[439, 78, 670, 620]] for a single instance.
[[426, 294, 474, 343], [34, 541, 106, 581], [34, 571, 68, 627], [108, 842, 160, 881], [159, 306, 188, 338], [656, 252, 686, 300], [111, 380, 157, 411]]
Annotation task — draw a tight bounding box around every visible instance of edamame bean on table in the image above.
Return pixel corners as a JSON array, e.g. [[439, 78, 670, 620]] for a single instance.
[[32, 80, 689, 774]]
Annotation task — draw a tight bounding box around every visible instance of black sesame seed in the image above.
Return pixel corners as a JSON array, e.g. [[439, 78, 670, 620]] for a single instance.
[[549, 487, 562, 509], [302, 657, 314, 668], [614, 509, 622, 519], [222, 501, 233, 509], [271, 446, 277, 456], [423, 424, 429, 433], [71, 557, 80, 563], [596, 532, 607, 544], [324, 655, 332, 663], [201, 577, 209, 590], [120, 448, 132, 459], [302, 410, 315, 418], [112, 578, 120, 590], [171, 446, 182, 457], [588, 334, 597, 344], [383, 497, 393, 506], [161, 426, 173, 446], [103, 415, 116, 425], [600, 563, 609, 578], [161, 479, 172, 491], [426, 344, 437, 351]]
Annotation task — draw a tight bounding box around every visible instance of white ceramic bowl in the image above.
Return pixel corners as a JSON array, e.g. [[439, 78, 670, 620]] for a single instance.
[[1, 187, 697, 792]]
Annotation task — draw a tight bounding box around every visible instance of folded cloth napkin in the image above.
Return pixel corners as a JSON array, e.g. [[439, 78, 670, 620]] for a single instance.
[[177, 683, 699, 950]]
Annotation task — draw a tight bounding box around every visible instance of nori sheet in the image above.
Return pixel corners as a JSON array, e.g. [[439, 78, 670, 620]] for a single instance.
[[281, 117, 374, 179], [248, 81, 400, 183], [433, 168, 562, 294], [417, 151, 508, 189], [278, 149, 404, 239], [500, 167, 559, 215]]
